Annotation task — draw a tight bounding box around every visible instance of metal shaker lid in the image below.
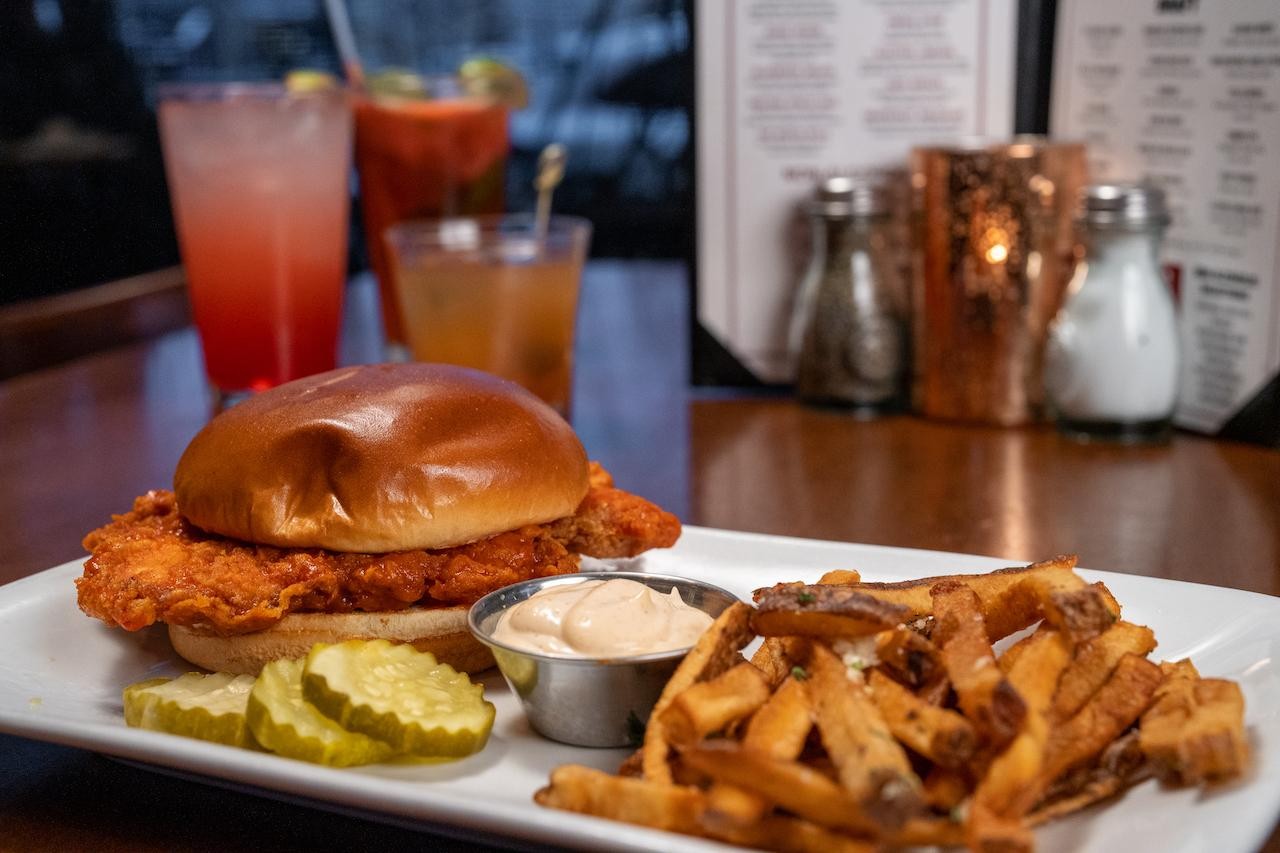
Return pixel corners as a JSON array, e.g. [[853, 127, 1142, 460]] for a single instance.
[[1079, 183, 1171, 229], [807, 177, 890, 218]]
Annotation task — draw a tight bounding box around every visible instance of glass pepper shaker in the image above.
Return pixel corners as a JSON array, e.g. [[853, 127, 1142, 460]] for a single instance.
[[1044, 184, 1180, 442], [790, 177, 907, 411]]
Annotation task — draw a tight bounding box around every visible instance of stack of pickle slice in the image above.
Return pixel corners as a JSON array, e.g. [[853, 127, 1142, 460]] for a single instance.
[[123, 640, 496, 767]]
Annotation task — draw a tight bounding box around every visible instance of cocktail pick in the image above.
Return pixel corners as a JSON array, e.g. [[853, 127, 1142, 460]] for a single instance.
[[533, 143, 567, 243]]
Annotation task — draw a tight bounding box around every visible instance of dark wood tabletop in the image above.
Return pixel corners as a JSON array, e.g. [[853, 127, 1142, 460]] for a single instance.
[[2, 260, 1278, 852]]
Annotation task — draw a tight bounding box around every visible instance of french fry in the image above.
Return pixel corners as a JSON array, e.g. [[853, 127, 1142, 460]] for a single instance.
[[704, 675, 814, 831], [680, 741, 880, 836], [819, 569, 863, 585], [659, 662, 771, 747], [875, 625, 943, 688], [965, 801, 1035, 853], [752, 584, 911, 638], [807, 643, 922, 829], [1139, 659, 1249, 785], [643, 601, 754, 783], [922, 766, 970, 811], [1022, 571, 1117, 643], [932, 581, 1026, 747], [850, 555, 1079, 639], [868, 668, 977, 768], [972, 631, 1071, 821], [750, 636, 811, 687], [891, 817, 967, 848], [711, 813, 878, 853], [1041, 653, 1163, 787], [535, 765, 706, 834], [1053, 621, 1157, 720], [1028, 732, 1151, 826]]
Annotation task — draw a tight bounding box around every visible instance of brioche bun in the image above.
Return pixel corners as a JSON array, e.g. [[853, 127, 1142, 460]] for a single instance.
[[173, 363, 589, 552], [168, 607, 494, 675]]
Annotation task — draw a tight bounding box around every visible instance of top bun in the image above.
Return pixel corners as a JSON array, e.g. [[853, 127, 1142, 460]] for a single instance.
[[174, 364, 589, 552]]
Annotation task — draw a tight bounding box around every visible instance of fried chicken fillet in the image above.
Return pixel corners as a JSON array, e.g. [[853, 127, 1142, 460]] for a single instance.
[[78, 463, 680, 637]]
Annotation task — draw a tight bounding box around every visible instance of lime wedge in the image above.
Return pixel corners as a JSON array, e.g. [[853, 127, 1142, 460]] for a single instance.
[[122, 672, 256, 748], [285, 70, 340, 93], [366, 68, 432, 100], [248, 657, 396, 767], [458, 57, 529, 109], [302, 640, 495, 758]]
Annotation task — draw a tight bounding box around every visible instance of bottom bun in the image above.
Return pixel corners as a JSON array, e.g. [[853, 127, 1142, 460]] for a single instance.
[[168, 608, 495, 675]]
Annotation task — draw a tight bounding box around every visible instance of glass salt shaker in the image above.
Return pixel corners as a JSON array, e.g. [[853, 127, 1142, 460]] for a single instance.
[[1045, 184, 1179, 442], [790, 178, 907, 411]]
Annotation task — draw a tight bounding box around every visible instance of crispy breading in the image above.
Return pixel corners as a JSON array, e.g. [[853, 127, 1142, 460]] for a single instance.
[[77, 472, 680, 635]]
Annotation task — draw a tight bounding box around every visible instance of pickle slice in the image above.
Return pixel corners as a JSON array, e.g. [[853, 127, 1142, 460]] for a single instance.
[[122, 672, 256, 747], [122, 677, 170, 727], [247, 658, 396, 767], [303, 640, 495, 758]]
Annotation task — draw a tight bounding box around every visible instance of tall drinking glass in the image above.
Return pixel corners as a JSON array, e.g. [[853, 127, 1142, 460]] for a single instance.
[[158, 84, 352, 403], [354, 85, 509, 348], [385, 215, 591, 416]]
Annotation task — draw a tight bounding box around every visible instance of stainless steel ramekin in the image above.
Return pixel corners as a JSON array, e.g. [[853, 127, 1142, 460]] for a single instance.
[[467, 571, 739, 747]]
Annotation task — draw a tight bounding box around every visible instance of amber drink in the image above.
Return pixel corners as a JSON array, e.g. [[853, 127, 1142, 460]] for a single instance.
[[386, 216, 591, 415]]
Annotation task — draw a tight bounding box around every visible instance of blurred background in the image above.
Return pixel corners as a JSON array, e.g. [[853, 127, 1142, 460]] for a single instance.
[[0, 0, 693, 304]]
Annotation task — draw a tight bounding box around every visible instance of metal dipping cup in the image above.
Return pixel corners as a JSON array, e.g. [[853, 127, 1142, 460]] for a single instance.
[[467, 572, 740, 748]]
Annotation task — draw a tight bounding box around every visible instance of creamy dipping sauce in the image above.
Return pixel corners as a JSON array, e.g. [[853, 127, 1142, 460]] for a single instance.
[[491, 578, 714, 658]]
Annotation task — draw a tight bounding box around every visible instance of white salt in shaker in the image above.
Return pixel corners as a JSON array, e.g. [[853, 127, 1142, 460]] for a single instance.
[[1045, 184, 1179, 442]]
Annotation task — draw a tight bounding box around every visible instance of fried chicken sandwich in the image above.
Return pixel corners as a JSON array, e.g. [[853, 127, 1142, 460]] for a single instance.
[[77, 363, 681, 674]]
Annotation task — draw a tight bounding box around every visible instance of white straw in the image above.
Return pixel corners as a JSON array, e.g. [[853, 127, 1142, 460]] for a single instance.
[[323, 0, 365, 88]]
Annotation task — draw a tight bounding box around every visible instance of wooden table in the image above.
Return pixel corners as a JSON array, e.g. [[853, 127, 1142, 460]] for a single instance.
[[2, 261, 1278, 851]]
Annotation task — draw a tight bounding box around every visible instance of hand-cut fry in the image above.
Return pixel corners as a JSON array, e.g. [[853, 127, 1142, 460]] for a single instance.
[[711, 813, 877, 853], [966, 801, 1035, 853], [1139, 659, 1249, 785], [932, 582, 1026, 747], [680, 741, 880, 836], [868, 669, 977, 768], [752, 584, 911, 638], [750, 636, 811, 686], [1053, 621, 1157, 720], [849, 555, 1078, 639], [535, 764, 706, 834], [1041, 653, 1163, 787], [1022, 571, 1117, 643], [890, 817, 966, 848], [618, 748, 643, 777], [875, 625, 943, 688], [807, 643, 922, 829], [922, 766, 969, 811], [1028, 732, 1151, 826], [819, 569, 863, 585], [644, 601, 754, 783], [660, 662, 771, 747], [704, 675, 814, 830], [972, 631, 1071, 821]]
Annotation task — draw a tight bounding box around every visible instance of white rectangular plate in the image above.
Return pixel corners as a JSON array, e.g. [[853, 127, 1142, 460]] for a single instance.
[[2, 527, 1279, 851]]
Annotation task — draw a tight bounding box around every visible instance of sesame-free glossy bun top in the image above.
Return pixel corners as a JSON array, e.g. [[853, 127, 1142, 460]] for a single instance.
[[173, 364, 589, 552]]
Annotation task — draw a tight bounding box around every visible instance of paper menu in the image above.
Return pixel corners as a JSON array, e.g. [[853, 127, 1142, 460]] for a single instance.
[[695, 0, 1017, 383], [1051, 0, 1280, 437]]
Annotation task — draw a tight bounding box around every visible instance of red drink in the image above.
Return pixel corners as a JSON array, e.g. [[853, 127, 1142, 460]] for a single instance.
[[354, 96, 508, 343], [158, 84, 352, 395]]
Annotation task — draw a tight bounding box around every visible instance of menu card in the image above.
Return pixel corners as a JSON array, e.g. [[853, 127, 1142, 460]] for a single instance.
[[1052, 0, 1280, 442], [695, 0, 1017, 384]]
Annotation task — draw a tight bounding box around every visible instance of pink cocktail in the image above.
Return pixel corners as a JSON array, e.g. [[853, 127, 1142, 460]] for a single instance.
[[158, 84, 352, 398]]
